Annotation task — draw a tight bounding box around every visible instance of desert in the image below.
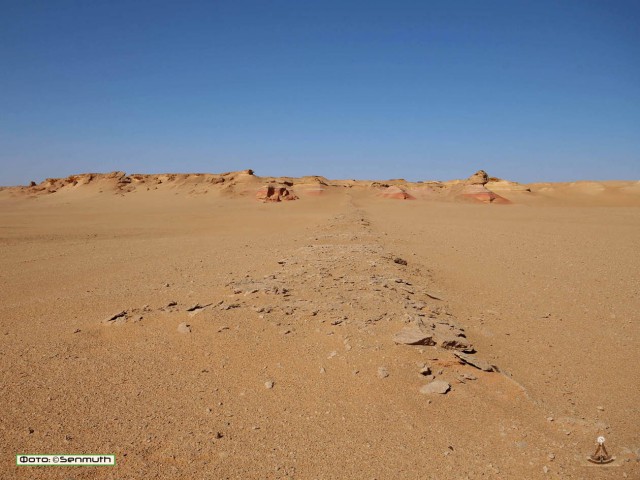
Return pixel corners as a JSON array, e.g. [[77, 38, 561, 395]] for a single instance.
[[1, 169, 638, 479]]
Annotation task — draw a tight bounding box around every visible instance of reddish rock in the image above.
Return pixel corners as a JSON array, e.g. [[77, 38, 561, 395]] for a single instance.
[[380, 185, 414, 200], [256, 184, 298, 202], [459, 184, 511, 204]]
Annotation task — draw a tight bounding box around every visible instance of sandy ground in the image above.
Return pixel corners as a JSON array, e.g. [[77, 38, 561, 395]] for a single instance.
[[1, 178, 639, 479]]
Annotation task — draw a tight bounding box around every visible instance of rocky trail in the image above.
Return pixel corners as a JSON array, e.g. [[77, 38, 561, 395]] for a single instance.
[[3, 193, 635, 479]]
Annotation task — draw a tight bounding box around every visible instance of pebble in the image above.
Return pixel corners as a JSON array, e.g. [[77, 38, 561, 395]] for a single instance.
[[377, 367, 389, 379], [265, 380, 274, 389]]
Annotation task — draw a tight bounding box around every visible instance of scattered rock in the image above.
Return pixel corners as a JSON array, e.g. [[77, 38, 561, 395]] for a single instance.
[[420, 380, 451, 395], [453, 352, 495, 372], [393, 257, 408, 265], [393, 327, 435, 346], [166, 301, 177, 307], [377, 367, 390, 379], [177, 322, 192, 334], [265, 380, 274, 389], [419, 365, 432, 376]]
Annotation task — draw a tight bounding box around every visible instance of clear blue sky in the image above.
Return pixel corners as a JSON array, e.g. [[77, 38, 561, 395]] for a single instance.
[[1, 0, 639, 185]]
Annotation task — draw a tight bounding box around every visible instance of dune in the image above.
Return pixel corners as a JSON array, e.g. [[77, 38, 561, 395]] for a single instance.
[[1, 169, 639, 478]]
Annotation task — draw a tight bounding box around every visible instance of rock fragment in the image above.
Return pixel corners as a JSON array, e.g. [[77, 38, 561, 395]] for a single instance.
[[103, 310, 127, 323], [420, 380, 451, 395], [453, 352, 495, 372], [393, 257, 408, 265], [377, 367, 390, 379], [186, 303, 208, 312], [393, 327, 435, 346]]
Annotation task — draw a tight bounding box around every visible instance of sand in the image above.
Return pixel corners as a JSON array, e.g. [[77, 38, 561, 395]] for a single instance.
[[1, 170, 638, 479]]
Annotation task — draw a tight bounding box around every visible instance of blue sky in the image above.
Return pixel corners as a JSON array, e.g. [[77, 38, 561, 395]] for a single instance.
[[1, 0, 639, 185]]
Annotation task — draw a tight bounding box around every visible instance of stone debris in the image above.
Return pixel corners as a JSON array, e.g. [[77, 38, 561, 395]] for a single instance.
[[93, 208, 489, 402], [177, 322, 191, 334], [453, 352, 495, 372], [265, 380, 275, 389], [420, 380, 451, 395]]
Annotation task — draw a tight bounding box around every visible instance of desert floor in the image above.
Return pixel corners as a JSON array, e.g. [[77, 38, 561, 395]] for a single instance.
[[1, 188, 638, 479]]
